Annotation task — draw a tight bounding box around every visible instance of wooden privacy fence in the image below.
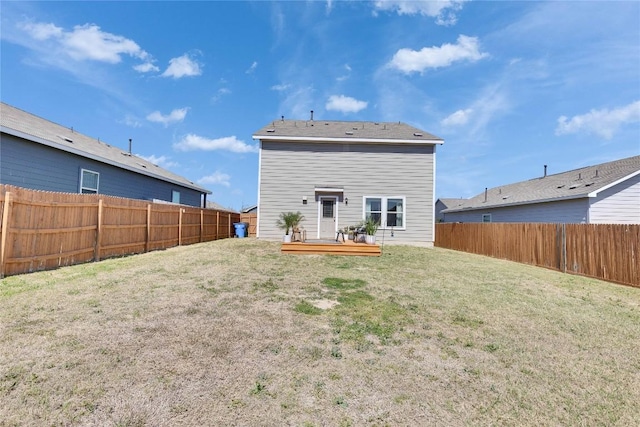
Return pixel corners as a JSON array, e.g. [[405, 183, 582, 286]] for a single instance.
[[239, 212, 257, 237], [0, 185, 240, 277], [435, 223, 639, 288]]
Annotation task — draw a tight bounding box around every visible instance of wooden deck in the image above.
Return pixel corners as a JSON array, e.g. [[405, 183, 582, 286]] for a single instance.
[[281, 238, 381, 256]]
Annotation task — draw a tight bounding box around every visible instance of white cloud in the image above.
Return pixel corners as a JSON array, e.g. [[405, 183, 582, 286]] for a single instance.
[[198, 171, 231, 187], [17, 21, 155, 70], [146, 108, 189, 127], [120, 115, 142, 128], [389, 35, 488, 74], [161, 53, 202, 78], [173, 134, 258, 153], [136, 154, 178, 169], [439, 84, 510, 135], [337, 64, 352, 82], [271, 83, 291, 91], [441, 108, 473, 127], [555, 101, 640, 140], [326, 95, 368, 113], [246, 61, 258, 74], [373, 0, 466, 26], [133, 62, 159, 73], [212, 87, 231, 103], [19, 21, 63, 40]]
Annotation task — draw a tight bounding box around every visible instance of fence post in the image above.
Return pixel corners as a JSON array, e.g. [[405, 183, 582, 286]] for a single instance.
[[179, 208, 183, 246], [95, 199, 103, 262], [216, 211, 219, 240], [562, 223, 567, 273], [0, 192, 13, 278], [146, 204, 152, 253], [200, 209, 204, 243]]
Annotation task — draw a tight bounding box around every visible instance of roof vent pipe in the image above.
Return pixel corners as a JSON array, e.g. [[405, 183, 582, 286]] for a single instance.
[[281, 115, 284, 121], [129, 138, 132, 154], [310, 110, 314, 121], [544, 164, 547, 177], [484, 187, 488, 202], [595, 169, 599, 178]]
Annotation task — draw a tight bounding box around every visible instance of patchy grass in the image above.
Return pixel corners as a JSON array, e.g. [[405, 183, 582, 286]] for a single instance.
[[1, 238, 639, 426]]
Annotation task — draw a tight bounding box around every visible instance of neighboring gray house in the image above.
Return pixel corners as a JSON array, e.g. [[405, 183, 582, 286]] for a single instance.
[[252, 116, 444, 246], [435, 198, 465, 222], [1, 102, 211, 207], [441, 155, 640, 224]]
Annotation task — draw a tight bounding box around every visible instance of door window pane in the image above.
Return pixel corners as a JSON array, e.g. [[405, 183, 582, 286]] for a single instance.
[[322, 200, 334, 218]]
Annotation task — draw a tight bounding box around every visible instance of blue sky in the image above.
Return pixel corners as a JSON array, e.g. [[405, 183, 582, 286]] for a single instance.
[[2, 1, 639, 210]]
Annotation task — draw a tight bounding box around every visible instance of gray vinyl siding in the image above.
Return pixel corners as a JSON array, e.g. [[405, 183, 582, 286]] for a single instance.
[[443, 198, 589, 223], [259, 141, 435, 245], [1, 133, 203, 207], [588, 173, 640, 224]]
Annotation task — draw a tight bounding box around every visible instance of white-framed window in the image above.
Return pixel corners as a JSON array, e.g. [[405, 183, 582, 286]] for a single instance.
[[363, 196, 406, 229], [172, 190, 181, 204], [80, 169, 99, 194], [482, 213, 492, 223]]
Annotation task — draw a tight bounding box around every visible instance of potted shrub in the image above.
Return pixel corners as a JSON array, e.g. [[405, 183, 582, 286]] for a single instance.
[[276, 211, 305, 243], [364, 216, 379, 244]]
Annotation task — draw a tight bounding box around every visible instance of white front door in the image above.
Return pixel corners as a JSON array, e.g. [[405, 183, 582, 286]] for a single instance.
[[319, 198, 336, 239]]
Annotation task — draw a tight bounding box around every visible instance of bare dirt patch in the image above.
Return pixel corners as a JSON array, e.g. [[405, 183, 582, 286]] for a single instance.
[[1, 239, 639, 426]]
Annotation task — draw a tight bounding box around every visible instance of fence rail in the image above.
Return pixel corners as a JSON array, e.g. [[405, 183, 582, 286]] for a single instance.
[[435, 222, 639, 288], [0, 185, 240, 277]]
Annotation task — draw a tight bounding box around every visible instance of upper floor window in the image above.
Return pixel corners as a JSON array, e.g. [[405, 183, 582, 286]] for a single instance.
[[482, 213, 492, 223], [80, 169, 99, 194], [172, 190, 181, 204], [363, 196, 406, 229]]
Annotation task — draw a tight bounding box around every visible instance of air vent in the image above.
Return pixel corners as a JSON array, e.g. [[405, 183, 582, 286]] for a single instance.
[[58, 135, 73, 143], [557, 185, 565, 189], [136, 162, 147, 168], [345, 131, 354, 135], [569, 184, 579, 189], [413, 132, 423, 137], [585, 182, 595, 187], [352, 127, 358, 130], [502, 196, 510, 200], [266, 128, 275, 133]]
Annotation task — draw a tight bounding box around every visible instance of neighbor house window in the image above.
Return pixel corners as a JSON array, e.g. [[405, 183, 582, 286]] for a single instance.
[[80, 169, 99, 194], [482, 213, 492, 223], [363, 196, 406, 229], [172, 190, 181, 204]]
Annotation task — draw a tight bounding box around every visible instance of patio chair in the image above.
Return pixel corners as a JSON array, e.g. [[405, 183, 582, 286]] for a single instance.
[[292, 227, 306, 242]]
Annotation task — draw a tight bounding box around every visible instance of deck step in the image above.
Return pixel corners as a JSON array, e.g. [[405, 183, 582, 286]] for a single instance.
[[281, 242, 381, 256]]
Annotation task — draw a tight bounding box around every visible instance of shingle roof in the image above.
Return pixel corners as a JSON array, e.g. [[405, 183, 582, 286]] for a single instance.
[[1, 102, 210, 194], [437, 198, 467, 209], [444, 155, 640, 212], [253, 119, 443, 144]]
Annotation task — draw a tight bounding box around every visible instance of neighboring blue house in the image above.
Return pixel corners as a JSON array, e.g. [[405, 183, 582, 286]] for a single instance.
[[441, 155, 640, 224], [1, 102, 210, 207]]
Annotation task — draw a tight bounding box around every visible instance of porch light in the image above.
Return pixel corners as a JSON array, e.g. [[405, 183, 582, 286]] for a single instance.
[[302, 196, 308, 205], [345, 197, 348, 205]]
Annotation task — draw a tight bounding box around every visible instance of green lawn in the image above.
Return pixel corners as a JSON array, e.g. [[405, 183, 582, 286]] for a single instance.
[[1, 239, 638, 426]]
